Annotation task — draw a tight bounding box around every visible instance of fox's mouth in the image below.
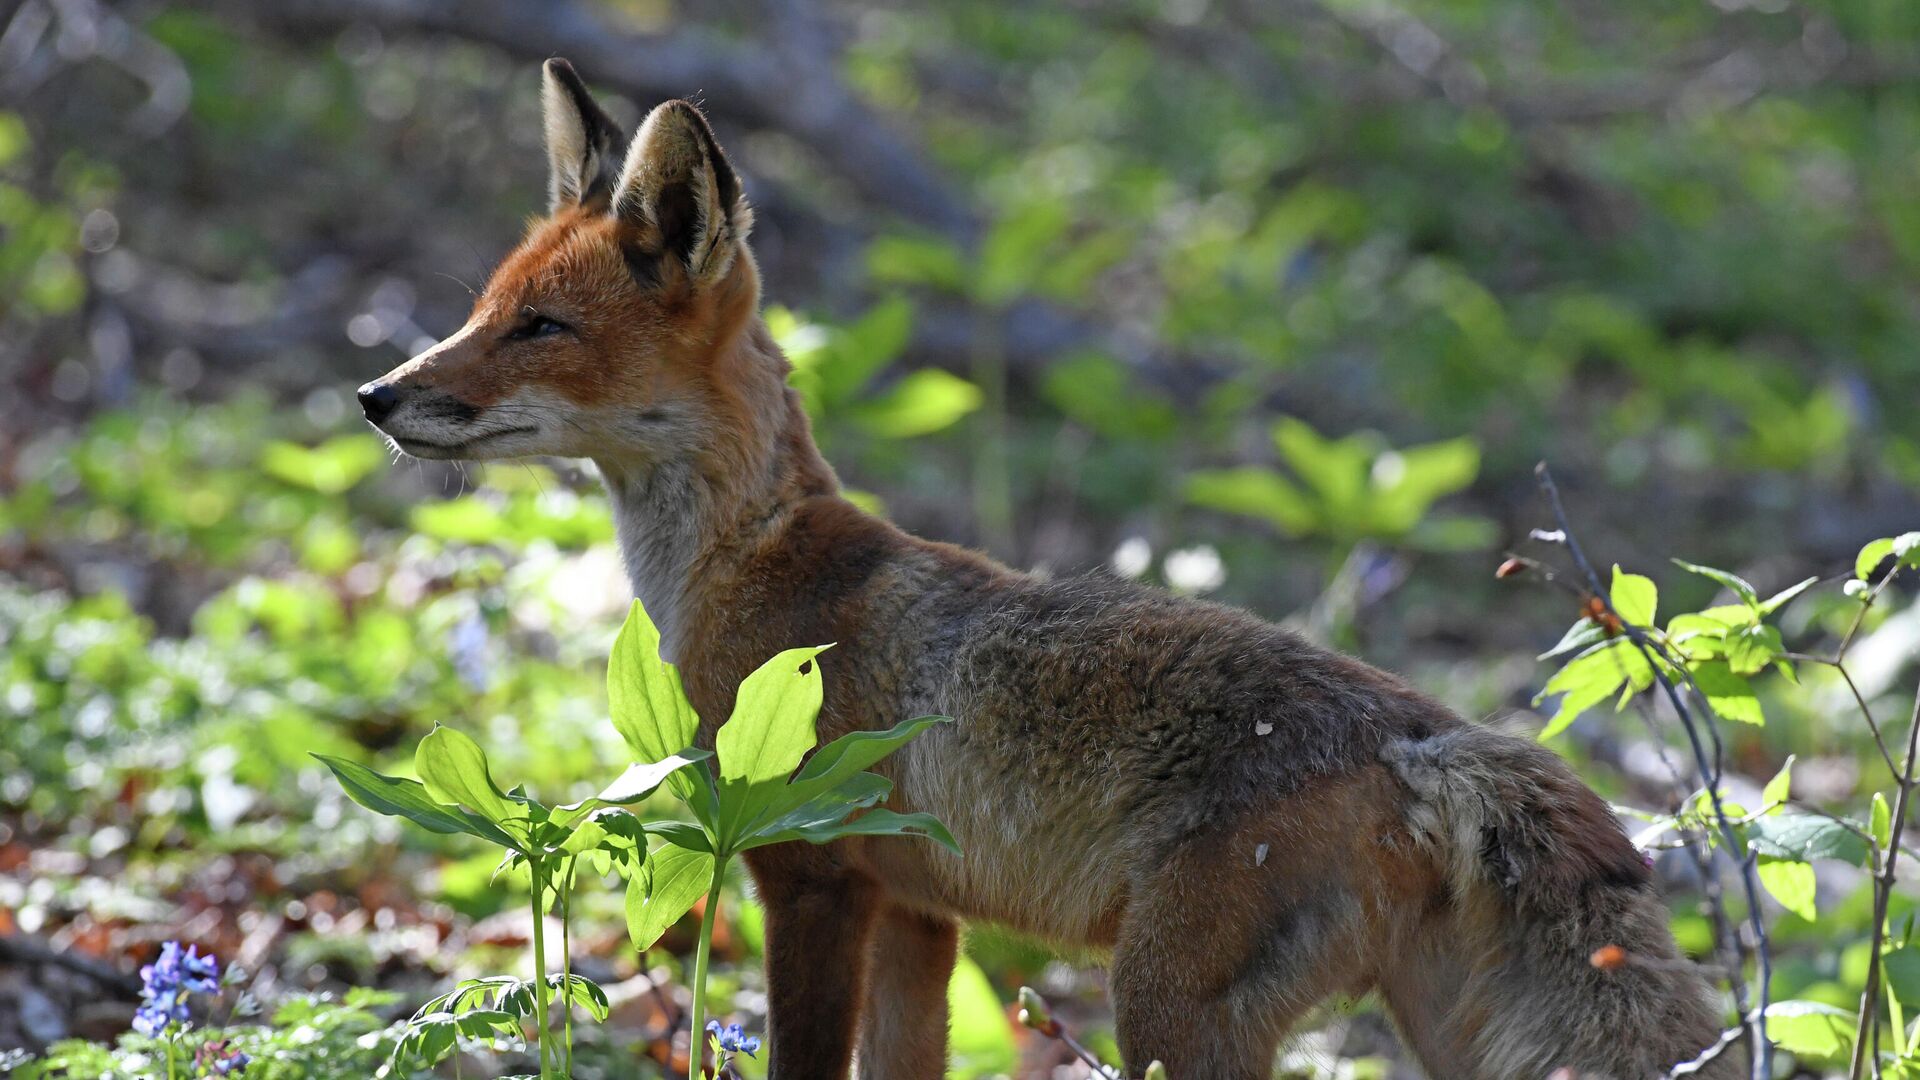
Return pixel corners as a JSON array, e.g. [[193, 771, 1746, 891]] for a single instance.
[[390, 425, 539, 456]]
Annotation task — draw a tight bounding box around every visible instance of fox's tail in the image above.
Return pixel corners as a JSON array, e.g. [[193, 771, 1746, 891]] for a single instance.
[[1379, 724, 1742, 1080]]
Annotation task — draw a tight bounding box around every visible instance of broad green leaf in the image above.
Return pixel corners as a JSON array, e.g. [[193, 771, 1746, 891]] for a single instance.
[[1609, 565, 1657, 627], [547, 974, 610, 1022], [1273, 417, 1371, 520], [1856, 537, 1896, 581], [1757, 576, 1819, 616], [1535, 640, 1634, 740], [755, 808, 961, 855], [416, 726, 525, 833], [1872, 792, 1893, 851], [853, 369, 983, 439], [1725, 624, 1784, 676], [1185, 467, 1318, 535], [1749, 813, 1872, 866], [746, 772, 895, 842], [1896, 531, 1920, 566], [716, 645, 831, 786], [642, 819, 714, 853], [1756, 858, 1817, 920], [259, 434, 386, 494], [550, 750, 711, 828], [1671, 559, 1758, 608], [1761, 755, 1794, 812], [1538, 619, 1608, 661], [313, 754, 519, 848], [756, 716, 950, 829], [1885, 946, 1920, 1008], [624, 843, 711, 951], [1761, 1000, 1854, 1064], [608, 601, 701, 770], [1688, 661, 1764, 726]]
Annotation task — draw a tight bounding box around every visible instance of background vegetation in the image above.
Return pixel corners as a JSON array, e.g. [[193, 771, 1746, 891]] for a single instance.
[[1, 0, 1916, 1075]]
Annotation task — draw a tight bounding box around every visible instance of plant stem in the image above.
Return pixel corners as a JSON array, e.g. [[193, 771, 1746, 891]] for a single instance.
[[687, 856, 728, 1080], [528, 859, 553, 1079], [560, 858, 575, 1078], [1849, 680, 1920, 1080]]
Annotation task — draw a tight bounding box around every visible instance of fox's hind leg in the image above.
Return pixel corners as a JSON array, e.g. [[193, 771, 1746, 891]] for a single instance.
[[1111, 770, 1414, 1078], [855, 904, 959, 1080]]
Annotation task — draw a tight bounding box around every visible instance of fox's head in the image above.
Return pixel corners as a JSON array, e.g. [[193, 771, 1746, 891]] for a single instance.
[[358, 60, 787, 473]]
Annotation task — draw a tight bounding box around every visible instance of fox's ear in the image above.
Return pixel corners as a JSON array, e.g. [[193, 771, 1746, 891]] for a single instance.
[[541, 58, 623, 211], [613, 99, 752, 278]]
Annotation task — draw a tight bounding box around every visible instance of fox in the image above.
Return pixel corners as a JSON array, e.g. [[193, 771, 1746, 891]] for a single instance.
[[355, 59, 1742, 1080]]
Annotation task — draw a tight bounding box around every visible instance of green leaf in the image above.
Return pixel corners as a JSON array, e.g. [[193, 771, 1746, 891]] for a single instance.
[[755, 808, 962, 856], [624, 843, 711, 951], [1688, 661, 1764, 726], [1884, 946, 1920, 1008], [1757, 858, 1817, 920], [1535, 641, 1634, 740], [416, 727, 525, 834], [608, 601, 701, 773], [759, 716, 950, 827], [1856, 537, 1896, 581], [547, 974, 610, 1023], [1757, 576, 1819, 616], [1897, 531, 1920, 568], [746, 772, 895, 843], [1749, 813, 1872, 866], [1538, 619, 1608, 661], [314, 754, 521, 847], [1185, 467, 1318, 535], [259, 435, 386, 494], [1761, 755, 1794, 812], [1761, 1000, 1855, 1064], [853, 368, 983, 439], [1672, 559, 1758, 608], [642, 820, 714, 853], [1725, 624, 1785, 676], [1609, 565, 1658, 626], [550, 750, 712, 829], [1871, 792, 1893, 851], [716, 645, 831, 787]]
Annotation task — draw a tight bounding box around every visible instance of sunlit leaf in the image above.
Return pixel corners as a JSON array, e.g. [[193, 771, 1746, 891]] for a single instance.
[[1761, 1000, 1854, 1064], [1609, 565, 1658, 627], [608, 601, 701, 778], [624, 843, 710, 951], [1756, 858, 1816, 920], [416, 726, 526, 835]]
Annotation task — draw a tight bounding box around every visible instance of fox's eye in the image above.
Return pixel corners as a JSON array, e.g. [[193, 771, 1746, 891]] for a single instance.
[[506, 314, 567, 341]]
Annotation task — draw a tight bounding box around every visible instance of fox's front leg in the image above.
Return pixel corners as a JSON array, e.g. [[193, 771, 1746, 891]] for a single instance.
[[856, 904, 959, 1080], [750, 848, 881, 1079]]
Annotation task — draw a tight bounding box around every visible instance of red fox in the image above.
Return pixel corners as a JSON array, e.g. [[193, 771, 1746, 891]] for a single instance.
[[357, 59, 1741, 1080]]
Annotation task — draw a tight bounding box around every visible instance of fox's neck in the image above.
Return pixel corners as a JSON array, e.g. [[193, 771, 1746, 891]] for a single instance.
[[594, 317, 836, 659]]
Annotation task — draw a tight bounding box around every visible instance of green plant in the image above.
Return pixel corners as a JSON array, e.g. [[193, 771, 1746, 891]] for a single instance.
[[314, 600, 957, 1080], [603, 600, 959, 1078], [315, 722, 691, 1077], [1185, 417, 1492, 560], [1527, 530, 1920, 1075]]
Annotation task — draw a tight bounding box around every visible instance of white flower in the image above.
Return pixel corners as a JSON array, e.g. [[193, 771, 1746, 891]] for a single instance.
[[1110, 537, 1152, 579], [1163, 545, 1226, 593]]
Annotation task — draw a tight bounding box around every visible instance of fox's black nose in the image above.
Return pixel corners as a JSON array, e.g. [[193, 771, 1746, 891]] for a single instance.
[[357, 381, 399, 423]]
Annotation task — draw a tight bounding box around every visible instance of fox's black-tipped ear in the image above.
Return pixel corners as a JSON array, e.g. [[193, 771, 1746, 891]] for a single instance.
[[613, 99, 753, 278], [541, 58, 623, 211]]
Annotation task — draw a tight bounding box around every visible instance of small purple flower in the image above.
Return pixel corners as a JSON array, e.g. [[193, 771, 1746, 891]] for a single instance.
[[132, 942, 220, 1037], [196, 1039, 250, 1075], [705, 1019, 761, 1057]]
